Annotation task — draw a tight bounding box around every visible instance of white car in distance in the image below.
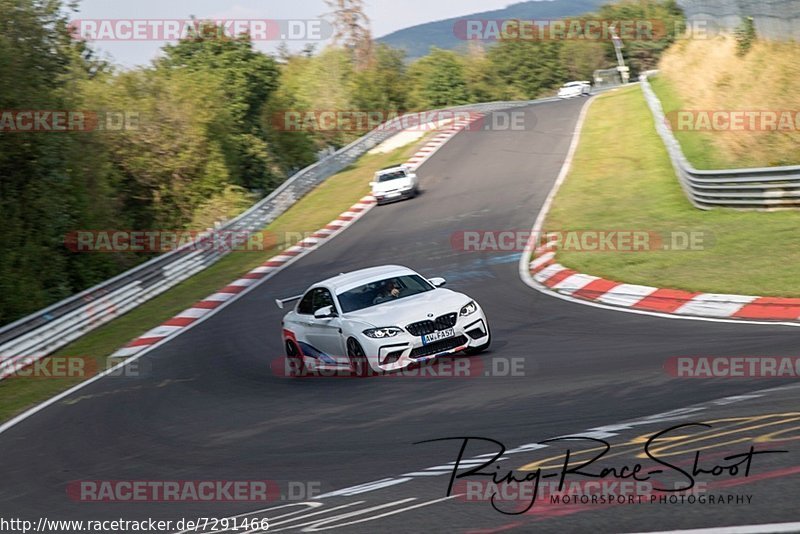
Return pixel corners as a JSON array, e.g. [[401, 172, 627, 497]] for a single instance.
[[277, 265, 491, 376], [370, 165, 419, 205], [557, 81, 592, 98]]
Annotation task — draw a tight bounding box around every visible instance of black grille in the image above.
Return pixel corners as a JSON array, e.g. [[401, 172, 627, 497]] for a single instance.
[[410, 335, 468, 359], [406, 313, 457, 336], [406, 320, 434, 336], [435, 313, 457, 330]]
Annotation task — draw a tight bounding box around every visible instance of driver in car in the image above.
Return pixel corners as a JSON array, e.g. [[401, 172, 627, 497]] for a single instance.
[[373, 280, 401, 304]]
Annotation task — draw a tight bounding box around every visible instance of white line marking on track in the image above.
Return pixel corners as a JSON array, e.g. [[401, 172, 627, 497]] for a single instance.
[[315, 478, 413, 499]]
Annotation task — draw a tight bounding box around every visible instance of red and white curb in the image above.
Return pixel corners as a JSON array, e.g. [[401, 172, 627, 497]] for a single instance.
[[110, 114, 485, 359], [520, 96, 800, 325], [529, 237, 800, 321]]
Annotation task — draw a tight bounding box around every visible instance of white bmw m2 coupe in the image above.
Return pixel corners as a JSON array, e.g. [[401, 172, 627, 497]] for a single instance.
[[277, 265, 491, 375]]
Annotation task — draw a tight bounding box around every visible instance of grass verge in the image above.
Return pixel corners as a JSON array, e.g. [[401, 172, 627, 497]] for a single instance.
[[0, 136, 427, 422], [649, 76, 729, 170], [545, 85, 800, 299], [656, 35, 800, 168]]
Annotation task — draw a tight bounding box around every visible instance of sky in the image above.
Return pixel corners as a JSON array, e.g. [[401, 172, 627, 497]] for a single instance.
[[72, 0, 517, 68]]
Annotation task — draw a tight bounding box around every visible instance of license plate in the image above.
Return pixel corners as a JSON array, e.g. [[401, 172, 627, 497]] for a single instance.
[[422, 328, 455, 345]]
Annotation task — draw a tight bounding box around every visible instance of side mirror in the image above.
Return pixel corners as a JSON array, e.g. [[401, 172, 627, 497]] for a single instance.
[[314, 305, 336, 319], [429, 277, 447, 288], [369, 181, 377, 187]]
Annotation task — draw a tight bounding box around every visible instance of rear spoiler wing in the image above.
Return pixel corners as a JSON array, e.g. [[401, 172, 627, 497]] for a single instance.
[[275, 295, 303, 310]]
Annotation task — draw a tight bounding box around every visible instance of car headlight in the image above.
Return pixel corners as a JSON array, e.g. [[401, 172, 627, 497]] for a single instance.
[[363, 327, 404, 339], [460, 301, 478, 316]]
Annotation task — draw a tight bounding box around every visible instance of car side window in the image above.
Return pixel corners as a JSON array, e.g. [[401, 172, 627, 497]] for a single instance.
[[312, 288, 336, 314], [297, 291, 315, 315]]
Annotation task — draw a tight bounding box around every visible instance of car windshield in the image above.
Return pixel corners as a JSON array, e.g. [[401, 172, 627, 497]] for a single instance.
[[337, 275, 434, 313], [377, 170, 407, 182]]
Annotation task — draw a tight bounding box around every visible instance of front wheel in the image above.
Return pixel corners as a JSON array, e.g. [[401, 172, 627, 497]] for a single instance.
[[285, 340, 306, 377], [465, 327, 491, 355], [347, 338, 371, 377]]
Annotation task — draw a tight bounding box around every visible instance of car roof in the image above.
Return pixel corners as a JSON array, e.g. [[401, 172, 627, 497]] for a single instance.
[[563, 81, 590, 86], [316, 265, 418, 293], [376, 165, 408, 173]]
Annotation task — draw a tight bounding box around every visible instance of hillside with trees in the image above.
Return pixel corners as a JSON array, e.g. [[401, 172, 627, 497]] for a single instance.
[[0, 0, 683, 325]]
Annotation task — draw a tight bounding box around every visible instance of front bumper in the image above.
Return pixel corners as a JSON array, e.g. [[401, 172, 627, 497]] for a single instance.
[[373, 188, 415, 204], [358, 311, 490, 372]]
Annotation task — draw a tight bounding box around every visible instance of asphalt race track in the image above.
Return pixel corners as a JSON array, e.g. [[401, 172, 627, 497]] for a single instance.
[[1, 97, 798, 533]]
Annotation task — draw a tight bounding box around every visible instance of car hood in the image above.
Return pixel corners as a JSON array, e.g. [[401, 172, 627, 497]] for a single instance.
[[345, 289, 471, 328], [372, 178, 412, 193]]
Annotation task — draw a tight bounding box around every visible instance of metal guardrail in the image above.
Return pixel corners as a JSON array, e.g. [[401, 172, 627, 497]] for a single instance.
[[641, 74, 800, 210], [0, 99, 538, 377]]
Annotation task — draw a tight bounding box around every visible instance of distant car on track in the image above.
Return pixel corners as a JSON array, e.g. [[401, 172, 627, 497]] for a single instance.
[[276, 265, 491, 375], [370, 165, 419, 205], [558, 81, 592, 98]]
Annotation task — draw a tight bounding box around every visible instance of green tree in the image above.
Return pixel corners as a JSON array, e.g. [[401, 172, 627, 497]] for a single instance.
[[350, 44, 408, 112], [486, 40, 566, 99], [408, 48, 470, 108], [461, 43, 496, 104], [559, 41, 607, 81], [0, 0, 123, 322], [158, 23, 281, 192], [80, 67, 237, 228], [270, 46, 356, 148]]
